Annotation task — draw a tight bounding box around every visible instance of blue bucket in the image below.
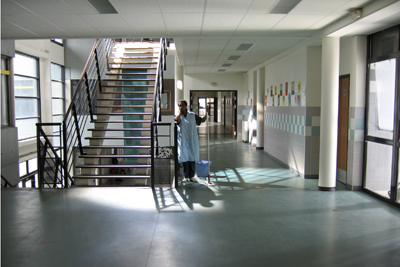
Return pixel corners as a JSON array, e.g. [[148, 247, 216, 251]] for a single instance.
[[196, 161, 212, 177]]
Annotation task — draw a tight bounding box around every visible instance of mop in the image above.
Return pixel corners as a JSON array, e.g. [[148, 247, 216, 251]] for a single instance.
[[206, 104, 214, 186]]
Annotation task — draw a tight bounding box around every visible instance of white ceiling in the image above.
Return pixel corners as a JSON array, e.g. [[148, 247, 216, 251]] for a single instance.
[[2, 0, 400, 74]]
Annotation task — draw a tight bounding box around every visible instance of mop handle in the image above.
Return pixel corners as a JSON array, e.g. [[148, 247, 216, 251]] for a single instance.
[[207, 104, 211, 183]]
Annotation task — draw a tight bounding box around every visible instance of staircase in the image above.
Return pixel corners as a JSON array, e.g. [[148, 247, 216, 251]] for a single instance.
[[73, 41, 161, 186]]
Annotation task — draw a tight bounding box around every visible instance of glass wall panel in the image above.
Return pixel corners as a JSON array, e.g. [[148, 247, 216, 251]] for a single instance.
[[16, 118, 39, 140], [52, 99, 64, 115], [51, 82, 63, 97], [14, 54, 38, 77], [365, 141, 393, 199], [14, 76, 39, 97], [366, 59, 396, 140], [15, 98, 39, 118], [1, 57, 10, 126]]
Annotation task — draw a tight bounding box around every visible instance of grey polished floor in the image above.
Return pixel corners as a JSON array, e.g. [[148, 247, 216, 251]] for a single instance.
[[2, 133, 400, 267]]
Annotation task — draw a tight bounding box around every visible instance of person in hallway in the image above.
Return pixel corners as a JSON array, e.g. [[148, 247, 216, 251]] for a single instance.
[[174, 99, 207, 183]]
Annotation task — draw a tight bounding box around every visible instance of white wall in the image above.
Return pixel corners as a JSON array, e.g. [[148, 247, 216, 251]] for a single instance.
[[265, 47, 307, 106], [14, 40, 65, 159], [64, 39, 96, 79], [183, 73, 245, 105]]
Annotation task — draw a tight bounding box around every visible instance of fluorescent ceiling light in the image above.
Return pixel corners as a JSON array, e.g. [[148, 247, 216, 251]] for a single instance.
[[269, 0, 301, 14], [218, 69, 226, 72], [222, 63, 232, 67], [236, 44, 253, 51], [227, 55, 241, 60], [87, 0, 118, 14]]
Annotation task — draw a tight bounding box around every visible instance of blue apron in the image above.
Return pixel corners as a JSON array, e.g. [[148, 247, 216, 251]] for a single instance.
[[177, 111, 199, 163]]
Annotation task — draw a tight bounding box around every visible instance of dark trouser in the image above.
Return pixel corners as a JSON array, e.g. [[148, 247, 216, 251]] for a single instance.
[[182, 161, 195, 178]]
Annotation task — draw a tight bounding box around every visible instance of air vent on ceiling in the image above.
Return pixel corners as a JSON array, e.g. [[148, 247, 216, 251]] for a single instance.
[[268, 0, 301, 14], [236, 44, 253, 51], [87, 0, 118, 14], [222, 63, 232, 67], [218, 69, 226, 72], [227, 55, 241, 60]]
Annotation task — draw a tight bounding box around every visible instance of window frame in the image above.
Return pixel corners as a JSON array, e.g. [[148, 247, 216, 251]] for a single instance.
[[51, 62, 65, 134], [14, 52, 41, 141]]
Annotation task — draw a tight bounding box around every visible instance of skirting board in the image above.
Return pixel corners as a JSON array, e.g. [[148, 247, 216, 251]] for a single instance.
[[263, 151, 318, 179]]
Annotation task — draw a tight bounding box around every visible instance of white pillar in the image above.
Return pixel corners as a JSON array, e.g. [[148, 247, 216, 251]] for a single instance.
[[318, 37, 340, 191], [256, 68, 265, 149], [174, 56, 184, 111]]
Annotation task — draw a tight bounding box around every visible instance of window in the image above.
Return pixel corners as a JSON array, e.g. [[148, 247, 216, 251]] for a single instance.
[[1, 56, 10, 126], [51, 63, 65, 135], [51, 39, 64, 46], [14, 53, 40, 140]]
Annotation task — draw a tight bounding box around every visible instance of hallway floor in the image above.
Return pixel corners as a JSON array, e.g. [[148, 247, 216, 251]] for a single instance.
[[2, 133, 400, 267]]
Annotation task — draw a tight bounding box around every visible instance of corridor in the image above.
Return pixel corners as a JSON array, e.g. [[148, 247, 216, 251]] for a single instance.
[[2, 133, 400, 267]]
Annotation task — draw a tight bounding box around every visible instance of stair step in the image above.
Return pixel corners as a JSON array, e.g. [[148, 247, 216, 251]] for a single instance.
[[100, 91, 154, 95], [115, 51, 159, 54], [84, 145, 151, 149], [102, 84, 154, 87], [97, 98, 153, 101], [92, 120, 152, 123], [108, 67, 157, 70], [109, 62, 157, 65], [88, 128, 151, 131], [94, 112, 152, 116], [73, 175, 150, 179], [96, 105, 152, 108], [103, 79, 155, 82], [76, 164, 151, 168], [85, 136, 151, 140], [105, 72, 156, 76], [80, 155, 151, 158], [110, 57, 158, 59]]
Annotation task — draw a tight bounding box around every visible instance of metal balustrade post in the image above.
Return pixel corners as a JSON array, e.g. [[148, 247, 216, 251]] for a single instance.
[[94, 48, 102, 92], [72, 103, 84, 155], [84, 72, 94, 122], [151, 123, 155, 189]]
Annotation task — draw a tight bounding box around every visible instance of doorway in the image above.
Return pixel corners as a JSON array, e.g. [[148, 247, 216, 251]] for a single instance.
[[337, 75, 350, 184], [190, 90, 237, 138]]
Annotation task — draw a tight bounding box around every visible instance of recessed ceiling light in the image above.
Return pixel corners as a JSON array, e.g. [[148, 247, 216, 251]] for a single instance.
[[87, 0, 118, 14], [218, 69, 226, 72], [268, 0, 301, 14], [236, 44, 253, 51], [227, 55, 241, 60], [222, 63, 232, 67]]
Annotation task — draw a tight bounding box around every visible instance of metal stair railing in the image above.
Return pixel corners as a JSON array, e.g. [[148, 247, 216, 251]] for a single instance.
[[62, 38, 114, 187], [151, 39, 171, 188], [35, 39, 114, 188], [36, 123, 66, 188]]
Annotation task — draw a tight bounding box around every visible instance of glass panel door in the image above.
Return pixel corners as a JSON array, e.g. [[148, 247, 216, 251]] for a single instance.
[[366, 59, 396, 139], [364, 58, 397, 198]]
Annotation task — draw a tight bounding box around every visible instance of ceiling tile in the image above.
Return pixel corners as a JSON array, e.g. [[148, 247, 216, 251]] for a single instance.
[[130, 28, 169, 37], [167, 28, 202, 36], [40, 14, 94, 29], [60, 0, 98, 14], [1, 0, 32, 15], [247, 0, 276, 14], [163, 13, 203, 28], [202, 13, 244, 28], [121, 13, 165, 28], [272, 15, 326, 29], [1, 29, 40, 39], [110, 0, 161, 13], [96, 27, 137, 36], [82, 14, 129, 28], [62, 27, 102, 37], [2, 14, 61, 30], [290, 0, 349, 15], [201, 28, 236, 36], [205, 0, 254, 13], [158, 0, 205, 13], [237, 14, 284, 30], [12, 0, 74, 14]]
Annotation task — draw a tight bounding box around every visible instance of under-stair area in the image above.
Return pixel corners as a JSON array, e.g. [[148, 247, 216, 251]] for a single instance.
[[74, 41, 161, 186]]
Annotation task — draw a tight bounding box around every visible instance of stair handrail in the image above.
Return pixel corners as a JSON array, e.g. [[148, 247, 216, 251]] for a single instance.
[[151, 38, 167, 123], [62, 38, 114, 187], [1, 174, 15, 188]]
